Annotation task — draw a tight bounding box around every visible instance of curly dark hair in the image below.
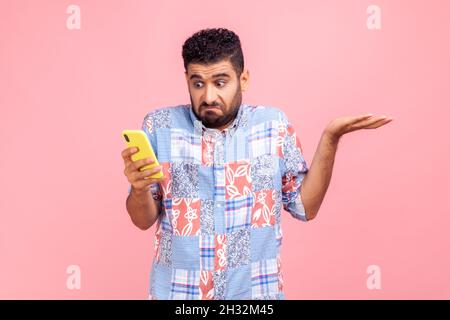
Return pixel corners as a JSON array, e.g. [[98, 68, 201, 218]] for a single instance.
[[182, 28, 244, 77]]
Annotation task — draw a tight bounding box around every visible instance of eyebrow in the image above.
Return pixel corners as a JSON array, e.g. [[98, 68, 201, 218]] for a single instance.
[[189, 73, 231, 80]]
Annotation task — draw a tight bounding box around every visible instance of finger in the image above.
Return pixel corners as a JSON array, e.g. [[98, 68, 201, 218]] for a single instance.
[[133, 175, 165, 189], [354, 115, 390, 128], [121, 147, 138, 160], [138, 166, 163, 180], [349, 113, 375, 125], [130, 167, 157, 184], [122, 147, 139, 166], [127, 157, 155, 172], [354, 117, 391, 130], [364, 118, 394, 129]]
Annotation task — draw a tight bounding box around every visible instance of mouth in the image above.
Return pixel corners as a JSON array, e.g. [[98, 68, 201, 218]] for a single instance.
[[204, 105, 221, 108], [203, 105, 221, 111]]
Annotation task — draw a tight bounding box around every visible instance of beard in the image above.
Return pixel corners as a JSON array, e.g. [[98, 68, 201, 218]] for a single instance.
[[190, 86, 242, 129]]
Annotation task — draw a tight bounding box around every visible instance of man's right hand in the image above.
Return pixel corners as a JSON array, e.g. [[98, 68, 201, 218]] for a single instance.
[[121, 147, 164, 195]]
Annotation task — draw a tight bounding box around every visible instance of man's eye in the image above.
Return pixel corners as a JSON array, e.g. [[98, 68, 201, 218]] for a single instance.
[[194, 82, 203, 88], [216, 81, 226, 87]]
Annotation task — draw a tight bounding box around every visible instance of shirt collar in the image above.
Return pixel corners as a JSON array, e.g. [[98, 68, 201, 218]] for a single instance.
[[188, 103, 245, 135]]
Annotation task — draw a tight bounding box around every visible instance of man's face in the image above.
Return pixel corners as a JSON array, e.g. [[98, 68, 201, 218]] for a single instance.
[[185, 60, 249, 130]]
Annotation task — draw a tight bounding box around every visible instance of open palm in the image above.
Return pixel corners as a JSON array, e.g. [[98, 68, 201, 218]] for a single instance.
[[325, 113, 394, 140]]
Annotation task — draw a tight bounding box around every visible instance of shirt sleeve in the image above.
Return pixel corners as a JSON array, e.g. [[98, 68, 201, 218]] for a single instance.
[[127, 111, 163, 204], [279, 112, 310, 222]]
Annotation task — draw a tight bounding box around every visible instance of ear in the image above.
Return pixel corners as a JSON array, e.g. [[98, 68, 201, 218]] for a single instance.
[[240, 69, 250, 92]]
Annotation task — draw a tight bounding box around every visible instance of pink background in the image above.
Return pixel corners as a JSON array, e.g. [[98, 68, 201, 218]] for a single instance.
[[1, 0, 449, 299]]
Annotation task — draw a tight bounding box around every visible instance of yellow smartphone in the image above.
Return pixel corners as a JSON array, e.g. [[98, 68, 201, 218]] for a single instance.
[[122, 129, 163, 179]]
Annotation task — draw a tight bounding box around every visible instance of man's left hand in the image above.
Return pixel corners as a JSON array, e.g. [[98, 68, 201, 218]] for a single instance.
[[324, 113, 394, 143]]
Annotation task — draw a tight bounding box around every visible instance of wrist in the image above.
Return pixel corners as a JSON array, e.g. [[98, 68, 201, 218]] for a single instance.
[[322, 129, 340, 145], [130, 186, 151, 204]]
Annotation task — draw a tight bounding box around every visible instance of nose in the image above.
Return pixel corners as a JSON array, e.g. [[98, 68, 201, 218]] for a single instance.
[[203, 84, 218, 105]]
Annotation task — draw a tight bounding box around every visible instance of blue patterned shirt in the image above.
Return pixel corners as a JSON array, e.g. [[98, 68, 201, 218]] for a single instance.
[[128, 103, 309, 300]]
